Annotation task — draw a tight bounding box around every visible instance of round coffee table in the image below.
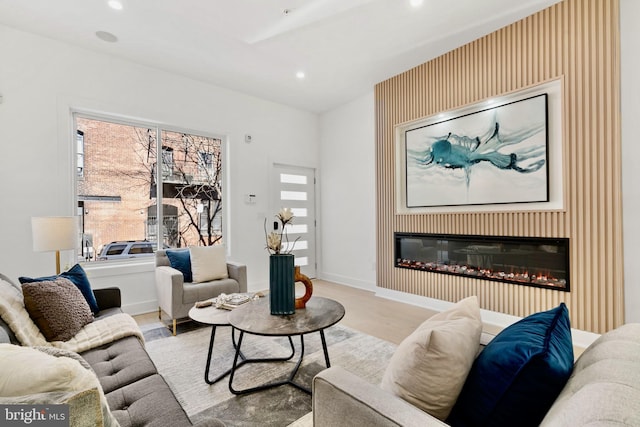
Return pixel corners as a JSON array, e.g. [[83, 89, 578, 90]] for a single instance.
[[227, 296, 345, 395], [188, 303, 246, 384]]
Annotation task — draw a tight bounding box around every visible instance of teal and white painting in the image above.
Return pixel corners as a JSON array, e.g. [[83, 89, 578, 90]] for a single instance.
[[405, 93, 548, 208]]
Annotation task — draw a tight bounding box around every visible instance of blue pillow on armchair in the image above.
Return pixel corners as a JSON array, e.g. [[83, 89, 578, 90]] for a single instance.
[[166, 249, 192, 283], [447, 303, 574, 427], [19, 264, 100, 314]]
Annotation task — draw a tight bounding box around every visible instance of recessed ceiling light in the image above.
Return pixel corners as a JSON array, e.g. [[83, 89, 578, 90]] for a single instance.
[[410, 0, 424, 7], [108, 0, 123, 10], [296, 71, 305, 79], [96, 31, 118, 43]]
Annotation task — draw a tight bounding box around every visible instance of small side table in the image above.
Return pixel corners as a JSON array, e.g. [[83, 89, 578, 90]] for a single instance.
[[188, 303, 246, 384]]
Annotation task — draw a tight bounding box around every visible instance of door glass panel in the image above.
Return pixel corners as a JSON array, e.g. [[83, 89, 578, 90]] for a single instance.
[[286, 224, 308, 234], [281, 191, 307, 201], [280, 174, 307, 184], [291, 208, 307, 217]]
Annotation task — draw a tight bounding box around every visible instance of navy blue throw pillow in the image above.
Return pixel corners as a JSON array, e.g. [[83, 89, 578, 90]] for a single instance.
[[166, 249, 192, 282], [447, 303, 574, 427], [19, 264, 99, 314]]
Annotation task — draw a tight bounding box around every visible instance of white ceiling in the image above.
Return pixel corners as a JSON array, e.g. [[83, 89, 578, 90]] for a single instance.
[[0, 0, 561, 113]]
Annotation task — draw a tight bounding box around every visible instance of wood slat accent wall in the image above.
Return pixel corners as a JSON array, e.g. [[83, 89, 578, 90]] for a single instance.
[[375, 0, 622, 334]]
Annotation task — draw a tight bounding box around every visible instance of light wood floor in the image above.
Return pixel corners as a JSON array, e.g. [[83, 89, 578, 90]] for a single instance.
[[310, 280, 437, 344], [134, 279, 439, 345]]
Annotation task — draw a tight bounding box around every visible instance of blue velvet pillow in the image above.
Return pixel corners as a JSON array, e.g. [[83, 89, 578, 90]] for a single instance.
[[19, 264, 99, 315], [447, 303, 574, 427], [166, 249, 192, 283]]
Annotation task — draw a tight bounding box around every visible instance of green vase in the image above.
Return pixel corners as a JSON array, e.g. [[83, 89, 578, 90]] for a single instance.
[[269, 254, 295, 315]]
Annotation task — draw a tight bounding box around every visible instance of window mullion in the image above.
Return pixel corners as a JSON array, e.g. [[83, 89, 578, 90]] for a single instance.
[[156, 126, 163, 247]]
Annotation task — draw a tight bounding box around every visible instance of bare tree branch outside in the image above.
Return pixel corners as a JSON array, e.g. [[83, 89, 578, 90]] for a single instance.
[[76, 117, 224, 261]]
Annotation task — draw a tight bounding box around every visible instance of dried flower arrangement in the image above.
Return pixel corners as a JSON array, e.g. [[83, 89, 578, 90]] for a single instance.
[[264, 207, 299, 255]]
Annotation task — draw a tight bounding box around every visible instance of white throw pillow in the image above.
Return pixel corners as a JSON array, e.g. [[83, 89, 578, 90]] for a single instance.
[[189, 245, 228, 283], [0, 343, 99, 396], [380, 296, 483, 420], [0, 344, 118, 427]]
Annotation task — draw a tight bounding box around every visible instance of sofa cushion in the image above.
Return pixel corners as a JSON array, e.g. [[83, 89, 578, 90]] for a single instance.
[[106, 374, 192, 427], [540, 323, 640, 426], [190, 245, 228, 283], [182, 278, 240, 304], [19, 264, 100, 314], [81, 336, 158, 394], [166, 249, 193, 282], [22, 277, 94, 342], [380, 296, 482, 420], [447, 303, 574, 427]]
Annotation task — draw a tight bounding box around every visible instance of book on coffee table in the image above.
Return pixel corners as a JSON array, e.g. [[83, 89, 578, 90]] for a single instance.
[[218, 293, 252, 310]]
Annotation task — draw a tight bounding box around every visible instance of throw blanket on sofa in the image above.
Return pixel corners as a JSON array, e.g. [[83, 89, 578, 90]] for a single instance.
[[52, 313, 144, 353], [0, 278, 143, 352], [0, 279, 48, 346]]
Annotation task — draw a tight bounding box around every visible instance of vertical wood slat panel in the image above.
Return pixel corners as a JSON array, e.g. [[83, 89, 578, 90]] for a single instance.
[[374, 0, 622, 334]]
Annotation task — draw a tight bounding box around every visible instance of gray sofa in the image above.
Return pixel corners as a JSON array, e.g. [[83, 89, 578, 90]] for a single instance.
[[312, 323, 640, 426], [0, 284, 224, 427], [155, 249, 247, 335]]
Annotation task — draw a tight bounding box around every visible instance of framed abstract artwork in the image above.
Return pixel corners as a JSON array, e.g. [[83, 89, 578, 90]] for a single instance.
[[404, 93, 549, 208]]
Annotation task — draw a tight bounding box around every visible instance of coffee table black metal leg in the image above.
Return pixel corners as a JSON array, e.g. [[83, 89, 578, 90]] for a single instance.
[[227, 329, 335, 395], [319, 329, 331, 368], [285, 335, 310, 394], [229, 333, 305, 395], [204, 326, 246, 385], [231, 327, 239, 349], [228, 331, 246, 393]]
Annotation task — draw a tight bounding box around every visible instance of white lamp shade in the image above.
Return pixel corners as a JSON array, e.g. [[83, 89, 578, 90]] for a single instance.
[[31, 216, 78, 252]]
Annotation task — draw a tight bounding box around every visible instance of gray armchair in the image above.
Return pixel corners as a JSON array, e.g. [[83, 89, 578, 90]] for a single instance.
[[155, 248, 247, 335]]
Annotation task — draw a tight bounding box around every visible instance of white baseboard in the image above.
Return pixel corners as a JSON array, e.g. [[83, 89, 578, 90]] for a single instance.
[[122, 299, 158, 316], [317, 272, 376, 291], [374, 287, 601, 351]]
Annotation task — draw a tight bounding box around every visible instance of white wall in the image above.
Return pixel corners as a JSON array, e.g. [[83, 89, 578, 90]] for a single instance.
[[0, 25, 320, 314], [621, 0, 640, 323], [318, 93, 376, 290]]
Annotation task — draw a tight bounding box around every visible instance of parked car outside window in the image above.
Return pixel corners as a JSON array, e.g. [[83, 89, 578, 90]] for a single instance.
[[97, 241, 156, 260]]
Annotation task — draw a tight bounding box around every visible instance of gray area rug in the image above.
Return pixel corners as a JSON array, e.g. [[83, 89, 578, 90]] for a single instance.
[[144, 322, 396, 427]]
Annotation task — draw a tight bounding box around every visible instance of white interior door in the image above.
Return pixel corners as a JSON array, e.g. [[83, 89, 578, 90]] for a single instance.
[[272, 164, 317, 278]]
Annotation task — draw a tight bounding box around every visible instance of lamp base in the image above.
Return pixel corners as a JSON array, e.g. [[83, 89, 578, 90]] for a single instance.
[[55, 250, 61, 275]]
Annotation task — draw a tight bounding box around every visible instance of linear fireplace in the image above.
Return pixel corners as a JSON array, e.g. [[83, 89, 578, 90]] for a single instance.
[[395, 233, 570, 291]]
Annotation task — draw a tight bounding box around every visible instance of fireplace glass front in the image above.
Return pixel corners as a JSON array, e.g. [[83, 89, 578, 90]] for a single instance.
[[395, 233, 569, 291]]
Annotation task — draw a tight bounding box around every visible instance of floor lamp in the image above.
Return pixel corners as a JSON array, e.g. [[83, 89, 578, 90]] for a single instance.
[[31, 216, 78, 274]]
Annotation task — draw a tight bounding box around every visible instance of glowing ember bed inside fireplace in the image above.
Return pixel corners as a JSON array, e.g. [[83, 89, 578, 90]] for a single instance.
[[395, 233, 570, 291]]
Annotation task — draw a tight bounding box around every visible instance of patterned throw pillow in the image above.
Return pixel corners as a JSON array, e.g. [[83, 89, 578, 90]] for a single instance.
[[22, 278, 94, 342]]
